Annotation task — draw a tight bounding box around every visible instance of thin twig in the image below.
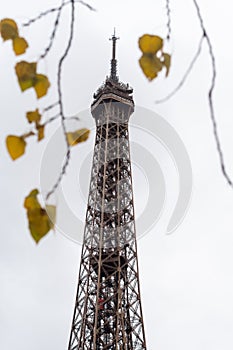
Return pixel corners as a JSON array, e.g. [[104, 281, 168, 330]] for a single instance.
[[44, 113, 61, 126], [22, 0, 95, 27], [43, 114, 80, 126], [165, 0, 171, 40], [192, 0, 233, 187], [78, 0, 96, 11], [43, 102, 59, 113], [65, 115, 80, 122], [46, 0, 76, 201], [39, 0, 65, 60], [155, 34, 204, 104]]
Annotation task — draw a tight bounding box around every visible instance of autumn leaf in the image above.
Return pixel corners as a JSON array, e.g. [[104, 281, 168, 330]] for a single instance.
[[6, 135, 26, 160], [162, 53, 171, 77], [0, 18, 18, 40], [37, 124, 45, 141], [15, 61, 37, 91], [13, 37, 28, 55], [24, 189, 56, 243], [139, 34, 163, 54], [66, 128, 90, 146], [34, 74, 50, 99], [26, 109, 41, 123], [139, 54, 163, 81], [45, 205, 56, 228], [138, 34, 171, 81], [15, 61, 50, 98], [0, 18, 28, 55]]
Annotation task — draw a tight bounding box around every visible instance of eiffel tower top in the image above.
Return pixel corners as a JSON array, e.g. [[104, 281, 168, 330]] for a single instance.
[[109, 28, 119, 82], [92, 30, 134, 108]]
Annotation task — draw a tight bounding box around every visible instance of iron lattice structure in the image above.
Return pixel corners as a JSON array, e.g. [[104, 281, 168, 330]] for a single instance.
[[68, 34, 147, 350]]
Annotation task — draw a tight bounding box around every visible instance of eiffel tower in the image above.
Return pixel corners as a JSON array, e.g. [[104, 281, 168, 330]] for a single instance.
[[68, 32, 147, 350]]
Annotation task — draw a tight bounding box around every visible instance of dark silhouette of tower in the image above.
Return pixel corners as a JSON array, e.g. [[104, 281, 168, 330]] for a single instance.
[[68, 32, 147, 350]]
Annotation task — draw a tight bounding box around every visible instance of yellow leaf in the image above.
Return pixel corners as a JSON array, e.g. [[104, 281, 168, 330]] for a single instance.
[[26, 109, 41, 123], [0, 18, 18, 41], [28, 208, 52, 244], [139, 54, 163, 81], [34, 74, 50, 99], [24, 189, 40, 211], [45, 205, 56, 228], [139, 34, 163, 54], [6, 135, 26, 160], [163, 53, 171, 77], [66, 128, 90, 146], [37, 124, 45, 141], [24, 189, 55, 243], [15, 61, 37, 92], [13, 36, 28, 55], [15, 62, 50, 97]]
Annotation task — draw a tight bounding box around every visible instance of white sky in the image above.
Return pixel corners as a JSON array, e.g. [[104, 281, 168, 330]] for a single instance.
[[1, 1, 233, 349]]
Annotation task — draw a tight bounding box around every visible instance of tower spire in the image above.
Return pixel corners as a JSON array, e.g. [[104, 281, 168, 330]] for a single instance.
[[109, 28, 119, 81]]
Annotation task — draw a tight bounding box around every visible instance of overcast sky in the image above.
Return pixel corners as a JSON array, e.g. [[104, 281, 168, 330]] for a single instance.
[[1, 1, 233, 349]]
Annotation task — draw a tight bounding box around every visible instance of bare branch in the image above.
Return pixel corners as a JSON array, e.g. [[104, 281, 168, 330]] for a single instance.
[[46, 0, 76, 201], [44, 113, 61, 126], [43, 102, 59, 113], [192, 0, 233, 187], [65, 115, 80, 122], [77, 0, 96, 11], [46, 148, 71, 201], [39, 0, 65, 60], [22, 0, 95, 27], [43, 114, 80, 126], [165, 0, 171, 40], [22, 3, 66, 27], [155, 34, 204, 104]]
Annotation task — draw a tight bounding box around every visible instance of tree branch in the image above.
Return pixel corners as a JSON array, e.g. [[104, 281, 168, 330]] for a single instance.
[[39, 0, 65, 60], [155, 34, 204, 103], [22, 0, 95, 27], [192, 0, 233, 187], [46, 0, 76, 201], [43, 101, 59, 113], [165, 0, 171, 40]]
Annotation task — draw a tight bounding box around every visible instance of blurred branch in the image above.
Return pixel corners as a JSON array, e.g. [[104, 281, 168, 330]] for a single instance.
[[46, 0, 76, 201], [22, 0, 95, 27], [42, 102, 59, 113], [155, 34, 204, 103], [165, 0, 171, 40], [39, 0, 65, 60], [193, 0, 233, 187]]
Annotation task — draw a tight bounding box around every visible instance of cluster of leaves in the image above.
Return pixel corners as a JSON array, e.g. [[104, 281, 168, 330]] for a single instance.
[[24, 189, 56, 244], [138, 34, 171, 81], [1, 14, 90, 243], [0, 18, 28, 55]]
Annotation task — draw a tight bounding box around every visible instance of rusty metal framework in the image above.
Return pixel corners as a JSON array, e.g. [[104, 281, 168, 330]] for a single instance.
[[68, 34, 147, 350]]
